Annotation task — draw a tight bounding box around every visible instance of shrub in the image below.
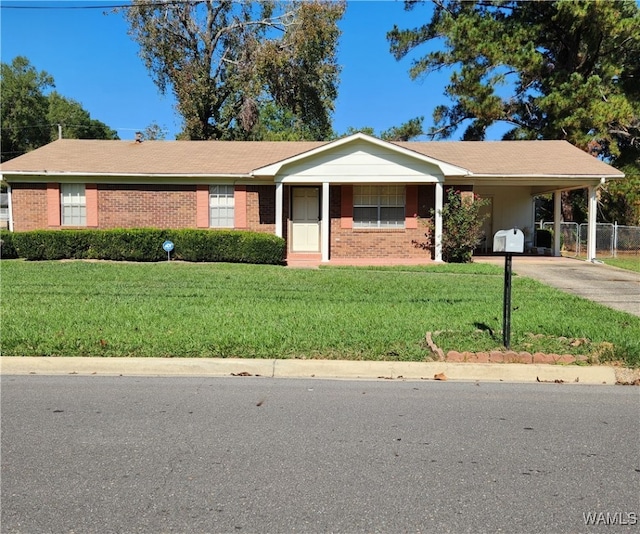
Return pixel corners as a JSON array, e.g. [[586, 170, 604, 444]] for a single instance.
[[415, 189, 490, 263], [6, 228, 285, 265], [86, 229, 169, 261], [237, 232, 287, 264], [0, 230, 18, 259], [13, 230, 92, 260]]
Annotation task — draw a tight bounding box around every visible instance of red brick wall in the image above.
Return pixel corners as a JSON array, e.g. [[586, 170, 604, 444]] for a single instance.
[[10, 182, 268, 233], [98, 184, 196, 229], [246, 185, 279, 234], [10, 182, 439, 261], [329, 185, 435, 260], [11, 183, 48, 231]]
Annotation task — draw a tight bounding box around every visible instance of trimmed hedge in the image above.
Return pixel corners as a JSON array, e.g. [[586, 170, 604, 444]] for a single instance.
[[5, 228, 286, 265], [0, 230, 18, 259]]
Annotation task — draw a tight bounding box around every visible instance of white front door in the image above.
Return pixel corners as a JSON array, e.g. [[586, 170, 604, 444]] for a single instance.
[[291, 187, 320, 252]]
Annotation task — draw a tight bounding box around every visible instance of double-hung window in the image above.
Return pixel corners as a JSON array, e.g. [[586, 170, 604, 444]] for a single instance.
[[60, 183, 86, 226], [209, 185, 234, 228], [353, 185, 405, 228]]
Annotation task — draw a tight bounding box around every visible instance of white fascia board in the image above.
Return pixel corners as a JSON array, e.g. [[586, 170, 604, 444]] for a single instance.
[[252, 132, 471, 178], [277, 174, 444, 184]]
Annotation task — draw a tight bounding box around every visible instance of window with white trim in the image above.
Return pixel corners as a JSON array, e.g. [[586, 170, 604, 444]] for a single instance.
[[353, 185, 405, 228], [209, 185, 235, 228], [60, 183, 86, 226]]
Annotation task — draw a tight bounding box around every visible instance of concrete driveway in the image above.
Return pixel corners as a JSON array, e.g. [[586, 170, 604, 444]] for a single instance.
[[475, 256, 640, 317]]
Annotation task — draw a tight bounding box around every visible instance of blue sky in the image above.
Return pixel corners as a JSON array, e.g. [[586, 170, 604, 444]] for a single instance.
[[1, 0, 477, 141]]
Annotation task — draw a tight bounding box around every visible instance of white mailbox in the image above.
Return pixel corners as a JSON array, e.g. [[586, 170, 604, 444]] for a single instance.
[[493, 229, 525, 254]]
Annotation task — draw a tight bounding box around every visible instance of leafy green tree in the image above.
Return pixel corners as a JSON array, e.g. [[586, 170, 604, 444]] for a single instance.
[[380, 116, 425, 141], [123, 0, 344, 141], [48, 92, 118, 140], [342, 117, 425, 141], [1, 56, 53, 162], [1, 57, 118, 162], [388, 1, 640, 223]]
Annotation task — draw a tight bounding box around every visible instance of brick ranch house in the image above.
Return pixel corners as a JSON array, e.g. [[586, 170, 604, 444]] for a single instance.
[[0, 133, 624, 264]]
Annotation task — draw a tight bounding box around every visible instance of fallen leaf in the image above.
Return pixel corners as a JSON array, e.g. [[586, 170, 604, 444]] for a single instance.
[[434, 372, 447, 381]]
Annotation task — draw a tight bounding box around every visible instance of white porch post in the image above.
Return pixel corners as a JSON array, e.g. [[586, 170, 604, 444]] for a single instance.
[[321, 181, 330, 263], [587, 185, 597, 262], [275, 182, 284, 238], [434, 181, 444, 262], [553, 190, 562, 257], [7, 184, 13, 232]]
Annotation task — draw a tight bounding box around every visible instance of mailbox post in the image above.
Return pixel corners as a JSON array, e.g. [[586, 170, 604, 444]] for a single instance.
[[493, 229, 524, 349]]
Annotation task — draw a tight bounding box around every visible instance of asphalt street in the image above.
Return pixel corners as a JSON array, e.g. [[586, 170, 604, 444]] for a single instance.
[[1, 375, 639, 534]]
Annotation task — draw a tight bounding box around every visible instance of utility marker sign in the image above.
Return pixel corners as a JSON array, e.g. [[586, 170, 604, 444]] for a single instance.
[[162, 240, 174, 261]]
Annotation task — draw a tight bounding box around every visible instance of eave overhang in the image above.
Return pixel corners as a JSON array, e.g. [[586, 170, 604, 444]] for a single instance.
[[0, 171, 259, 185]]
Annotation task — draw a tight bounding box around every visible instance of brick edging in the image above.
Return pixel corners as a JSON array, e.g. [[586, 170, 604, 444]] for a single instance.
[[425, 332, 592, 365]]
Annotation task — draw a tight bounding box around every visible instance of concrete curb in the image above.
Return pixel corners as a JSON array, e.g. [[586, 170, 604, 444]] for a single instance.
[[0, 356, 626, 385]]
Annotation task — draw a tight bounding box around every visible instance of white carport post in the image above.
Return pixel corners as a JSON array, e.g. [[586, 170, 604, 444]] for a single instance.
[[321, 181, 330, 263], [434, 181, 444, 262], [586, 185, 597, 262], [275, 182, 284, 238], [553, 190, 562, 256]]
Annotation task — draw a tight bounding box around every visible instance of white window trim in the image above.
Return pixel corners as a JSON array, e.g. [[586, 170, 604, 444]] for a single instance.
[[60, 183, 86, 227], [353, 185, 405, 229], [209, 184, 235, 228]]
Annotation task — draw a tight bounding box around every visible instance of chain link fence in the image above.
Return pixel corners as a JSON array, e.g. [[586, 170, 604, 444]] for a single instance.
[[541, 222, 640, 258]]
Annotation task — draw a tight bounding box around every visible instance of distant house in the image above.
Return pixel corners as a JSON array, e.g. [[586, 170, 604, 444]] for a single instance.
[[0, 133, 624, 264]]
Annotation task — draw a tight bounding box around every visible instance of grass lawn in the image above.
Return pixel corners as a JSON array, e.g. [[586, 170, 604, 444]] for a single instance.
[[602, 256, 640, 273], [1, 260, 638, 366]]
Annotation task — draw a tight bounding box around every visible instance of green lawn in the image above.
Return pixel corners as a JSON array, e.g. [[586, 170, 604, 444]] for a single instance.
[[1, 260, 638, 366], [603, 256, 640, 273]]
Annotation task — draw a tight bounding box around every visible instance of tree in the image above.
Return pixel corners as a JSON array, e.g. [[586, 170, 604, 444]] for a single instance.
[[1, 56, 53, 162], [48, 92, 118, 140], [141, 122, 167, 141], [342, 117, 425, 141], [380, 116, 425, 141], [388, 1, 640, 223], [123, 0, 344, 141], [1, 57, 118, 162]]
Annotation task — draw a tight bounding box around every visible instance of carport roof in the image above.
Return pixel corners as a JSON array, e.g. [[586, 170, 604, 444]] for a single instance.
[[0, 136, 624, 178], [395, 140, 624, 177]]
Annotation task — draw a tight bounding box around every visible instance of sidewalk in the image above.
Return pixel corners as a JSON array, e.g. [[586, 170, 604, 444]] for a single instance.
[[2, 356, 637, 385]]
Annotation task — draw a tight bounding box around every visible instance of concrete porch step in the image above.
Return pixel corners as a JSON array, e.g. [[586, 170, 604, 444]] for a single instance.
[[286, 253, 322, 268]]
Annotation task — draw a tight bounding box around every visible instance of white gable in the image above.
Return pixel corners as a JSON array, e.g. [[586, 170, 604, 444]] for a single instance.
[[252, 133, 469, 183]]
